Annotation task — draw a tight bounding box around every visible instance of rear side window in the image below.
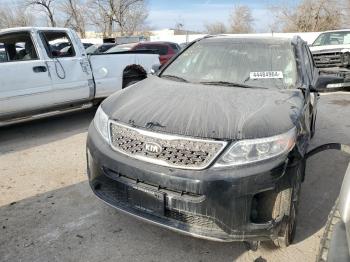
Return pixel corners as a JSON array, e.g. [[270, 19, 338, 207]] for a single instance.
[[134, 44, 168, 55], [40, 31, 76, 58], [170, 43, 180, 52], [0, 32, 38, 63]]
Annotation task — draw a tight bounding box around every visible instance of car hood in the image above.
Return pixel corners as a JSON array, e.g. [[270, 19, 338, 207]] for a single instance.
[[310, 45, 350, 53], [102, 76, 304, 141]]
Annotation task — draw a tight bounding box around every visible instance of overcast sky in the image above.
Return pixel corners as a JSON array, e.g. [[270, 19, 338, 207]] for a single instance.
[[5, 0, 300, 33], [147, 0, 299, 32]]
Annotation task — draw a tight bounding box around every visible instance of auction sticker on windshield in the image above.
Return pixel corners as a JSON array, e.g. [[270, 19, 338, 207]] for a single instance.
[[250, 71, 283, 79]]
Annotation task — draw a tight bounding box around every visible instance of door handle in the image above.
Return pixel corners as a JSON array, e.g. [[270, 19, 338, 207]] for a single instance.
[[33, 66, 47, 73]]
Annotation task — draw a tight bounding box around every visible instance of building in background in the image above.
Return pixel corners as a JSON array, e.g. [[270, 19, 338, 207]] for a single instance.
[[83, 29, 322, 46]]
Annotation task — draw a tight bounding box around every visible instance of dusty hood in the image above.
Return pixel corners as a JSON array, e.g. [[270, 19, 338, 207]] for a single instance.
[[102, 76, 304, 140]]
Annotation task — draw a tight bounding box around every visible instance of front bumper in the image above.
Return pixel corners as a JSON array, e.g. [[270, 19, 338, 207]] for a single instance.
[[87, 124, 300, 242]]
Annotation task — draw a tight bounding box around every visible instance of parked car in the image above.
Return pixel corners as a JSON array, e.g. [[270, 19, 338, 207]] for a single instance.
[[310, 30, 350, 78], [60, 43, 93, 55], [86, 43, 116, 55], [82, 42, 93, 49], [317, 151, 350, 262], [0, 27, 159, 126], [51, 41, 70, 51], [105, 43, 138, 53], [87, 36, 344, 247], [131, 41, 181, 65], [179, 42, 189, 49]]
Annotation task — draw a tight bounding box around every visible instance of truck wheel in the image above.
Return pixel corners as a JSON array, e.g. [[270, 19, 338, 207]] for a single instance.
[[272, 163, 303, 248], [123, 80, 139, 89], [122, 65, 147, 89], [316, 200, 341, 262]]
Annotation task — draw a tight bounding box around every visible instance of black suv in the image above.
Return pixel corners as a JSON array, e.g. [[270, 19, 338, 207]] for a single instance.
[[87, 36, 341, 247]]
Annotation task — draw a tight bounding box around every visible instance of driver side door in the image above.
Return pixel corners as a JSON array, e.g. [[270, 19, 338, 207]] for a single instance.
[[0, 30, 53, 118]]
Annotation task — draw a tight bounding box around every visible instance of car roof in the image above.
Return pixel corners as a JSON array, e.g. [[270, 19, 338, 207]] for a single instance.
[[0, 27, 71, 34], [202, 35, 296, 45], [320, 29, 350, 34], [136, 41, 178, 46]]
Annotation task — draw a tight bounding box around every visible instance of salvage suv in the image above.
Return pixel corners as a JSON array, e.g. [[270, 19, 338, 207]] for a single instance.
[[87, 36, 343, 247]]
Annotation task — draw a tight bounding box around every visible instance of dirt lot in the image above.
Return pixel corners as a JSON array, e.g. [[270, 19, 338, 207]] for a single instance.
[[1, 93, 350, 262]]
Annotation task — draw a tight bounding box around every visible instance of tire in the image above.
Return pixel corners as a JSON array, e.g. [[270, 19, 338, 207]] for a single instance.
[[316, 200, 341, 262], [272, 163, 303, 248], [272, 188, 295, 248], [122, 66, 147, 89]]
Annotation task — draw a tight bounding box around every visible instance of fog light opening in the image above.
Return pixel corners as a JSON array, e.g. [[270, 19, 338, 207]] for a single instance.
[[250, 190, 279, 223]]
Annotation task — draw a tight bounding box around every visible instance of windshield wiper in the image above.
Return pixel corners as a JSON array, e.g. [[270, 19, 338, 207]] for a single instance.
[[161, 74, 189, 82], [199, 81, 267, 89]]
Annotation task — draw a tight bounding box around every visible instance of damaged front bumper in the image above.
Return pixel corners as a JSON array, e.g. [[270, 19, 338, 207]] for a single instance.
[[87, 124, 300, 242]]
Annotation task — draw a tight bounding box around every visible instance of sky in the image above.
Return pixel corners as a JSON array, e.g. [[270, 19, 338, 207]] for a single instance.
[[3, 0, 300, 33], [147, 0, 299, 32]]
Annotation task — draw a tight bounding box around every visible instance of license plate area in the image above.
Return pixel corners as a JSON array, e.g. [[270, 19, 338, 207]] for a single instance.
[[127, 184, 165, 216]]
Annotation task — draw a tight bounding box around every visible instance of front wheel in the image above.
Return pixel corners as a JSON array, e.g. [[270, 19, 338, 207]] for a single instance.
[[272, 163, 303, 248], [273, 197, 297, 248]]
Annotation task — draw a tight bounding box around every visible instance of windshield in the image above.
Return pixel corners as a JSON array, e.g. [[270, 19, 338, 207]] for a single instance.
[[313, 31, 350, 46], [105, 43, 137, 53], [160, 39, 297, 89], [86, 44, 98, 54], [134, 44, 169, 55]]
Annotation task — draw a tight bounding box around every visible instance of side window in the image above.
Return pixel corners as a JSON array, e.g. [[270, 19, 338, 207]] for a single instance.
[[313, 34, 325, 46], [157, 45, 169, 55], [40, 31, 76, 58], [170, 43, 180, 53], [0, 32, 38, 63]]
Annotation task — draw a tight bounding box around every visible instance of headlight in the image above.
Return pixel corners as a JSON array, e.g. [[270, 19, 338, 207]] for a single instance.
[[94, 106, 109, 142], [214, 128, 296, 168]]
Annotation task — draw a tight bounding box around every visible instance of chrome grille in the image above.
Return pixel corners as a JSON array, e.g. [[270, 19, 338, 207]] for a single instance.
[[109, 121, 227, 170], [313, 52, 342, 68]]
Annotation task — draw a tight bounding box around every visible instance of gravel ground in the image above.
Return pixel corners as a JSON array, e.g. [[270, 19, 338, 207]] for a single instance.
[[0, 93, 350, 262]]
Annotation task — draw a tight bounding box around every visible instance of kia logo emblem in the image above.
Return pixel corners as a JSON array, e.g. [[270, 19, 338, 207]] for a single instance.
[[144, 142, 162, 154]]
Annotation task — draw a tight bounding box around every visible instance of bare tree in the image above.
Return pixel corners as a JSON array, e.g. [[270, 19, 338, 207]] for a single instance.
[[88, 0, 116, 36], [272, 0, 343, 32], [122, 1, 149, 35], [88, 0, 148, 37], [229, 5, 254, 33], [60, 0, 87, 37], [204, 21, 227, 34], [87, 5, 109, 37], [26, 0, 57, 27], [0, 5, 35, 29]]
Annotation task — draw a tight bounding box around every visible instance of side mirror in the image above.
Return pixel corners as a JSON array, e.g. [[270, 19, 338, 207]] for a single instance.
[[150, 64, 161, 75], [312, 75, 348, 92]]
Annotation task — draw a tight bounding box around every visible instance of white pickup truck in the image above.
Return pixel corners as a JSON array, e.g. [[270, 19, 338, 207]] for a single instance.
[[0, 27, 160, 126]]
